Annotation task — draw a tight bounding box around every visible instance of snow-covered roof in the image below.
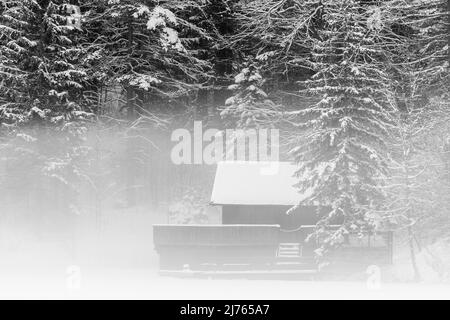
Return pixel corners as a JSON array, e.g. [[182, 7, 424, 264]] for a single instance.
[[210, 161, 313, 206]]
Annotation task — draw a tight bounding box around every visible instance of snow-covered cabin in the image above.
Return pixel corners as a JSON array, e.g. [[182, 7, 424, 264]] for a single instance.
[[210, 161, 330, 231], [152, 161, 393, 272]]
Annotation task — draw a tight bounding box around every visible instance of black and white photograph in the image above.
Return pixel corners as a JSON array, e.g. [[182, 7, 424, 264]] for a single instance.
[[0, 0, 449, 302]]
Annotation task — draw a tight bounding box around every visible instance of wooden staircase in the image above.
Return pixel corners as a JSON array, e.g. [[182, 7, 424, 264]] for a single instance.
[[277, 243, 302, 258]]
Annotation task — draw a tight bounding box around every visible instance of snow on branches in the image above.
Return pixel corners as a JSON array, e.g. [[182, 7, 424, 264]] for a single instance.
[[286, 0, 399, 254], [221, 56, 280, 128]]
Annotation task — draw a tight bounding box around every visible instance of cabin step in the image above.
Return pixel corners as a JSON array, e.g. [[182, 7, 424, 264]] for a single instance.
[[278, 243, 302, 258]]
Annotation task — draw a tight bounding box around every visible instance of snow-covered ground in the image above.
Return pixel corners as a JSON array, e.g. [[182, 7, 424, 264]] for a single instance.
[[0, 213, 448, 300], [0, 266, 449, 300]]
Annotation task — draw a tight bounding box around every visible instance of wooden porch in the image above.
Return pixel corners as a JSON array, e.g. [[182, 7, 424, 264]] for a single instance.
[[153, 224, 393, 275]]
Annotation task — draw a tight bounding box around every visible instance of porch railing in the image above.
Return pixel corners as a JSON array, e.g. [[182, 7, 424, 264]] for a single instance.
[[153, 224, 280, 247]]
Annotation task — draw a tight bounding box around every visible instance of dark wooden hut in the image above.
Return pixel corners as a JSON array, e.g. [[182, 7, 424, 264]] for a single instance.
[[153, 161, 393, 275]]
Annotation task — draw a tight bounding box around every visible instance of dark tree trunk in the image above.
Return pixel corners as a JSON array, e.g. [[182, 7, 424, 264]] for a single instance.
[[126, 17, 135, 120], [126, 14, 137, 207], [408, 226, 421, 282], [448, 0, 450, 65]]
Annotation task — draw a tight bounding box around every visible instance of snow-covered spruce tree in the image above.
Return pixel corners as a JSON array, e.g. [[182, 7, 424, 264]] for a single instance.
[[0, 0, 93, 132], [383, 0, 448, 112], [377, 0, 450, 280], [221, 55, 280, 128], [287, 0, 397, 259], [175, 0, 237, 118], [0, 0, 96, 233], [84, 0, 211, 118], [229, 0, 317, 110], [0, 0, 94, 180], [383, 95, 450, 281], [397, 0, 449, 97], [81, 0, 212, 206]]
